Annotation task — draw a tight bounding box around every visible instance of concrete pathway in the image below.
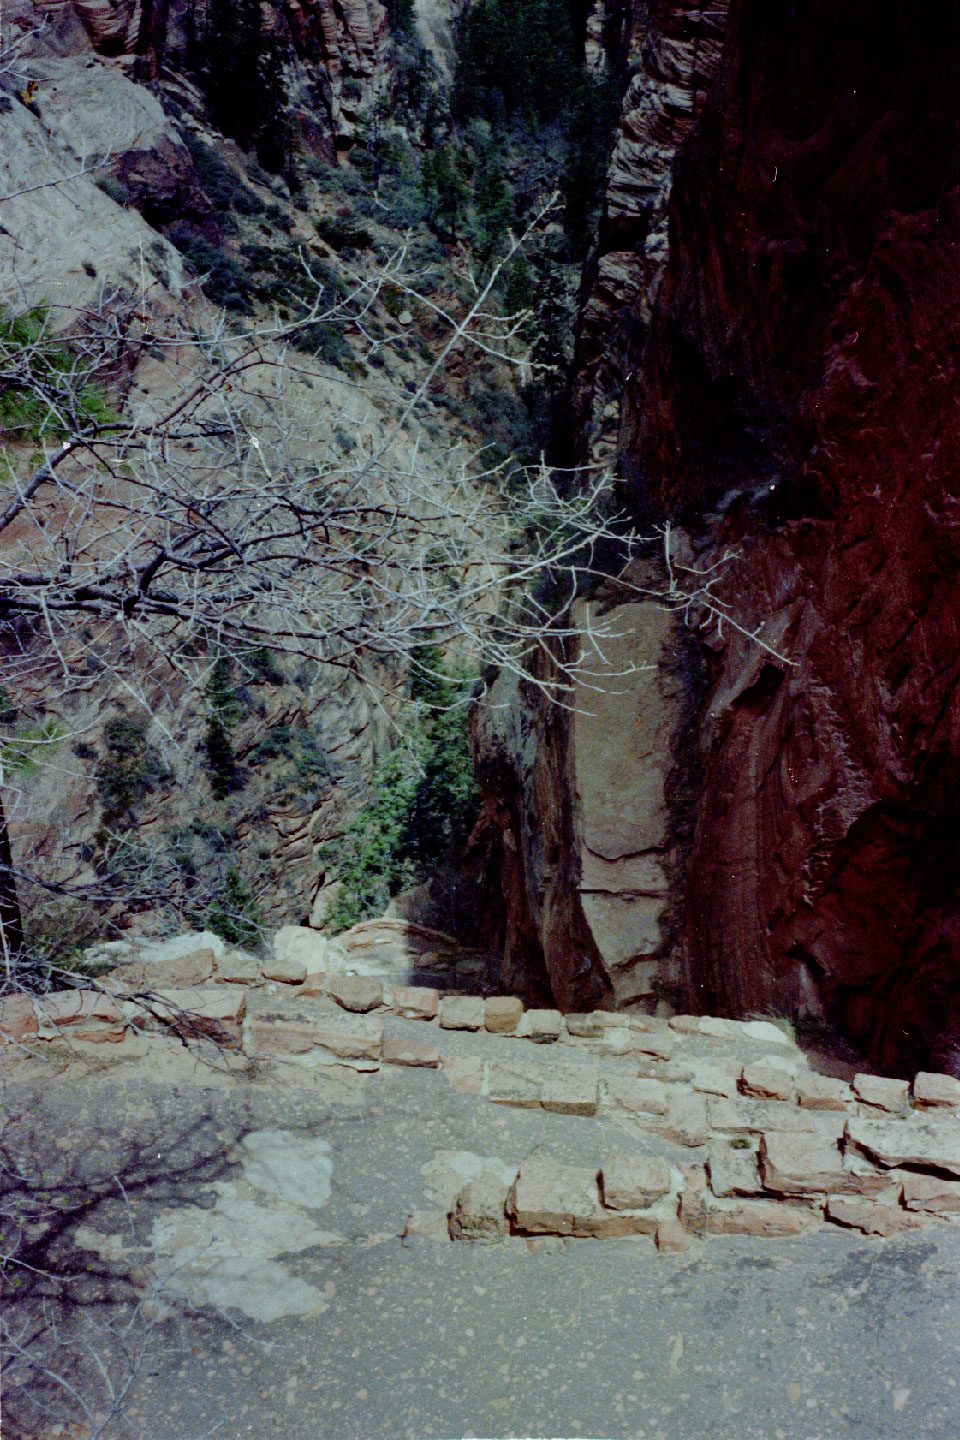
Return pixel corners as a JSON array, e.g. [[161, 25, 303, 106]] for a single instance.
[[4, 1023, 960, 1440]]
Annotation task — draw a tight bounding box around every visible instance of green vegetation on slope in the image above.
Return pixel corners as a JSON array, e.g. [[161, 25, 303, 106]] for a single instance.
[[323, 650, 479, 933]]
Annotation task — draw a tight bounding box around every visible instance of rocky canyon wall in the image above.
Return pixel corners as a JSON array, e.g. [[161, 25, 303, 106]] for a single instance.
[[629, 0, 960, 1077], [476, 0, 960, 1078]]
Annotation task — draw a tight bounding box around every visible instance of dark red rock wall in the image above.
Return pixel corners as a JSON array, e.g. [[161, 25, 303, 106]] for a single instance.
[[625, 0, 960, 1073]]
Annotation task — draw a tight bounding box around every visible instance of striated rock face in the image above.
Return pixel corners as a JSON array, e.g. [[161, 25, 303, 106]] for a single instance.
[[478, 0, 960, 1080], [622, 0, 960, 1074], [14, 0, 392, 154], [282, 0, 390, 151], [572, 0, 729, 471], [470, 594, 682, 1012]]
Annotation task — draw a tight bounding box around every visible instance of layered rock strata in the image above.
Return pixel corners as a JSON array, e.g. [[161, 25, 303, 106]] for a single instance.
[[572, 0, 729, 470], [470, 595, 680, 1012], [623, 0, 960, 1075]]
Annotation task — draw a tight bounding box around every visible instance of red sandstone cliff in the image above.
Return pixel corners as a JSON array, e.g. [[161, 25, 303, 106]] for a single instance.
[[476, 0, 960, 1078], [629, 0, 960, 1076]]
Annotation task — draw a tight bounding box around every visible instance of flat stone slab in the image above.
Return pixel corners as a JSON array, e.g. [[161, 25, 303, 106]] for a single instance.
[[135, 987, 244, 1045], [691, 1065, 738, 1099], [248, 1020, 322, 1056], [795, 1074, 854, 1110], [382, 1036, 440, 1068], [706, 1199, 820, 1238], [600, 1155, 672, 1209], [38, 990, 123, 1027], [709, 1097, 846, 1140], [438, 996, 485, 1031], [326, 975, 384, 1013], [519, 1009, 564, 1043], [913, 1072, 960, 1108], [825, 1197, 924, 1237], [248, 1014, 381, 1063], [508, 1156, 601, 1236], [402, 1209, 449, 1244], [760, 1131, 849, 1195], [740, 1065, 795, 1101], [661, 1093, 710, 1147], [630, 1030, 676, 1061], [707, 1144, 764, 1198], [846, 1116, 960, 1176], [563, 1012, 607, 1039], [311, 1014, 383, 1062], [605, 1075, 669, 1116], [143, 948, 216, 987], [391, 986, 439, 1020], [440, 1056, 485, 1094], [484, 996, 524, 1033], [262, 955, 308, 985], [487, 1063, 540, 1108], [853, 1073, 910, 1112], [507, 1156, 663, 1238], [540, 1067, 600, 1116], [0, 995, 39, 1043], [901, 1172, 960, 1212], [699, 1017, 739, 1040], [668, 1015, 702, 1034], [214, 951, 262, 985]]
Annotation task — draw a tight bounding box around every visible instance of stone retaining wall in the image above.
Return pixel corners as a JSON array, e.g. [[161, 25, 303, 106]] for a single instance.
[[5, 937, 960, 1252]]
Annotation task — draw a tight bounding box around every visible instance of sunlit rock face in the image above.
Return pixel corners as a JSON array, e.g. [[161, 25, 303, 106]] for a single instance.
[[621, 0, 960, 1074]]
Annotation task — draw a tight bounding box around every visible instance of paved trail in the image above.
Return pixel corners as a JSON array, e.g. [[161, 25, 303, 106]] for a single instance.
[[4, 1021, 960, 1440]]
